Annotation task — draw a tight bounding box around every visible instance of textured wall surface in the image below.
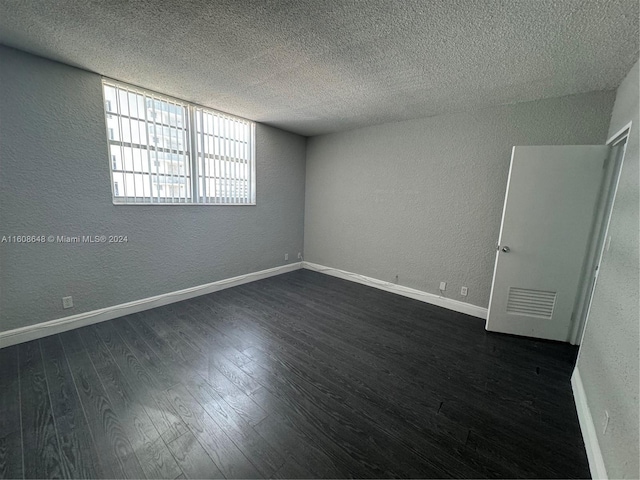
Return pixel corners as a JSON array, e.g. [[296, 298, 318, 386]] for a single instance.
[[577, 61, 639, 479], [304, 92, 615, 310], [0, 46, 306, 332], [0, 0, 637, 135]]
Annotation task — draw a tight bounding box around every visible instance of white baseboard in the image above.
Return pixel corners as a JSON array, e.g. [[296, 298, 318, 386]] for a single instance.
[[572, 368, 608, 479], [1, 261, 485, 348], [0, 262, 302, 349], [302, 262, 487, 319]]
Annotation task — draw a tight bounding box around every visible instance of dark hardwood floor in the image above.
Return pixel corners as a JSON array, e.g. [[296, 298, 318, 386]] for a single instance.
[[0, 270, 590, 478]]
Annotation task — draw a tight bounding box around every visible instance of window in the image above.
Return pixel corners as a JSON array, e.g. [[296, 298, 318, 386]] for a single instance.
[[102, 79, 255, 204]]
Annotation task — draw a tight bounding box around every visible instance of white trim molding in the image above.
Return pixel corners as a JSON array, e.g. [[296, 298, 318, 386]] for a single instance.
[[572, 368, 609, 480], [606, 121, 632, 145], [0, 262, 302, 349], [302, 262, 487, 319]]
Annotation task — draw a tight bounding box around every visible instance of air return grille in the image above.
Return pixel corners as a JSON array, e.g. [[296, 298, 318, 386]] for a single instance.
[[506, 287, 557, 319]]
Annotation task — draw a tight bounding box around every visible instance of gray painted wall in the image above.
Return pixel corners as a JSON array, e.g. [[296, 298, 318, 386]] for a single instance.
[[0, 46, 306, 332], [577, 60, 639, 479], [304, 91, 615, 310]]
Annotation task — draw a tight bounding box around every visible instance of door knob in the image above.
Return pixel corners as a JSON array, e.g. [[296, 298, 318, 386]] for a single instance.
[[502, 246, 510, 253]]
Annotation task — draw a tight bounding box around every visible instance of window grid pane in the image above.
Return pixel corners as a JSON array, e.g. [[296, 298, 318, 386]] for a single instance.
[[104, 81, 193, 203], [195, 108, 252, 204], [103, 79, 254, 205]]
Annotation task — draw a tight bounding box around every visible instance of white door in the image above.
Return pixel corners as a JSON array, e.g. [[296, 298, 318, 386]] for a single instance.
[[486, 146, 610, 342]]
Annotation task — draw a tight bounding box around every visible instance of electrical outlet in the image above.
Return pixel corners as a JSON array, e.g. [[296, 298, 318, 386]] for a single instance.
[[298, 252, 302, 259], [62, 296, 73, 309], [603, 410, 610, 434], [439, 281, 446, 291], [461, 286, 468, 296], [284, 253, 289, 261]]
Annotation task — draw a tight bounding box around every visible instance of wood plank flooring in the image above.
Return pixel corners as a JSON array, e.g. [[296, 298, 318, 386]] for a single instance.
[[0, 270, 590, 478]]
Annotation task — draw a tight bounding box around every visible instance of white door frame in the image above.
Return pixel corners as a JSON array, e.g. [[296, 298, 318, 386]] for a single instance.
[[569, 122, 632, 345]]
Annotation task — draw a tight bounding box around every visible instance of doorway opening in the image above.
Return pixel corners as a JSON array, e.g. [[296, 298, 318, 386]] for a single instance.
[[570, 123, 631, 345]]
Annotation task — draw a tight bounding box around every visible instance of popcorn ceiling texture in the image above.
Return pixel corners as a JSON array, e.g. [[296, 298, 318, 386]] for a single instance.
[[0, 0, 636, 136], [304, 91, 615, 310], [576, 61, 639, 479], [0, 46, 306, 332]]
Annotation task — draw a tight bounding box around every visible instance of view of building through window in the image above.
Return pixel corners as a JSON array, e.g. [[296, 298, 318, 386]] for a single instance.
[[195, 107, 251, 202], [102, 80, 255, 204]]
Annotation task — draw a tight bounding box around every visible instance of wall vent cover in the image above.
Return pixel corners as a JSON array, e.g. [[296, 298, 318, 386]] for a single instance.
[[506, 287, 557, 319]]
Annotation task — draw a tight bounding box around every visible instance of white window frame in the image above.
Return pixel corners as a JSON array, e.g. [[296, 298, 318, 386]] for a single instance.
[[102, 79, 256, 205]]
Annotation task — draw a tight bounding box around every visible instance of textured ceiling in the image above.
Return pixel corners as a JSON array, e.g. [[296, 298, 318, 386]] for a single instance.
[[0, 0, 638, 136]]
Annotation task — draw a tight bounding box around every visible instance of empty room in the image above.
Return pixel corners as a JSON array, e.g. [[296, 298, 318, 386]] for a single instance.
[[0, 0, 638, 479]]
